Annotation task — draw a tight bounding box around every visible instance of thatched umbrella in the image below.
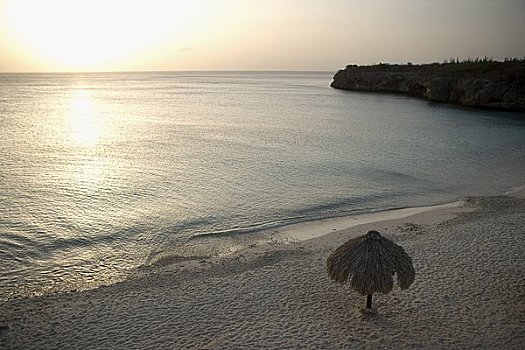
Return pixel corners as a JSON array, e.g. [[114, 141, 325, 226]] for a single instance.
[[326, 230, 415, 309]]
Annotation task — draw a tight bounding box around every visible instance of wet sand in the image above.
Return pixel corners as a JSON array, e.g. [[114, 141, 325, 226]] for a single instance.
[[1, 191, 524, 349]]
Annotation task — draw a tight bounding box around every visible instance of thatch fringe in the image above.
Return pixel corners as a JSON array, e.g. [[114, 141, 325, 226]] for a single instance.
[[326, 231, 415, 295]]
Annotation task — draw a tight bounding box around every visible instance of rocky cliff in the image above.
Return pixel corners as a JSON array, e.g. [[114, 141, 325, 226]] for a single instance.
[[331, 61, 525, 111]]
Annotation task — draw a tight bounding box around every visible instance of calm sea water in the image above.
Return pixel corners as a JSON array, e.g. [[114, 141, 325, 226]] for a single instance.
[[1, 71, 524, 300]]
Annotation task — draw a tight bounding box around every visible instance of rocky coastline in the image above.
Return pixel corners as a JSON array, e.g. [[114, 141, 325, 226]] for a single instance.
[[331, 61, 525, 111]]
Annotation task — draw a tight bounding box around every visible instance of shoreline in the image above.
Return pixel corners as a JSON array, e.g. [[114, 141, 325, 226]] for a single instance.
[[143, 199, 466, 269], [273, 200, 464, 242], [0, 196, 497, 302], [1, 189, 524, 349]]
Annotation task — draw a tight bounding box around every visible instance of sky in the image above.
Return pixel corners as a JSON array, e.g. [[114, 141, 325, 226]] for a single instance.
[[0, 0, 524, 72]]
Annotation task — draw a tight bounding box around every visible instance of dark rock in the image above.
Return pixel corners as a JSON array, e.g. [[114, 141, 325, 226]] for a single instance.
[[0, 325, 9, 336], [426, 77, 454, 102], [331, 61, 525, 111]]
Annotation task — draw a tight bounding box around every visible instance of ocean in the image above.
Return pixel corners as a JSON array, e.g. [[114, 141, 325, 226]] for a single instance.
[[1, 71, 524, 300]]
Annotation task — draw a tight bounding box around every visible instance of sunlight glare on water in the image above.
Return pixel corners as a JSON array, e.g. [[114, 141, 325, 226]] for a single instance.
[[66, 89, 102, 147]]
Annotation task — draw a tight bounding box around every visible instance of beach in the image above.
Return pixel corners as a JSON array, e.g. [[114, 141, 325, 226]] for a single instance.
[[1, 189, 523, 350]]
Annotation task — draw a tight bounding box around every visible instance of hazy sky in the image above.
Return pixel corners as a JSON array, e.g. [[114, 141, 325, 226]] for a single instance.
[[1, 0, 524, 72]]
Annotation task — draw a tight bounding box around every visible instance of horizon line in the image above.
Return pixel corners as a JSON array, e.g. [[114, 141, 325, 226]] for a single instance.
[[4, 57, 523, 74], [0, 69, 338, 75]]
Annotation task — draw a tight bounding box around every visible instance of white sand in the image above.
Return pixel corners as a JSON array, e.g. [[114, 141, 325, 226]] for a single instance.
[[275, 201, 464, 242], [1, 192, 524, 349]]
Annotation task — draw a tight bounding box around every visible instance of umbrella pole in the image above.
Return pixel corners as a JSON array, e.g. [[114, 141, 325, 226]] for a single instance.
[[366, 294, 372, 309]]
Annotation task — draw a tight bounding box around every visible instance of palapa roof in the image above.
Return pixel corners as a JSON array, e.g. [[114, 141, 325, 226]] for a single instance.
[[326, 230, 415, 295]]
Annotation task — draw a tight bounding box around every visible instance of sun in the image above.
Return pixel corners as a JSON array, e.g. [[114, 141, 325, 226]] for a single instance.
[[2, 0, 207, 71]]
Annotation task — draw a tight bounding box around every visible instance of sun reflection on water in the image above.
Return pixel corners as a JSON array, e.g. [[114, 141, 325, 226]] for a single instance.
[[66, 89, 102, 147], [62, 88, 115, 193], [71, 156, 106, 190]]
